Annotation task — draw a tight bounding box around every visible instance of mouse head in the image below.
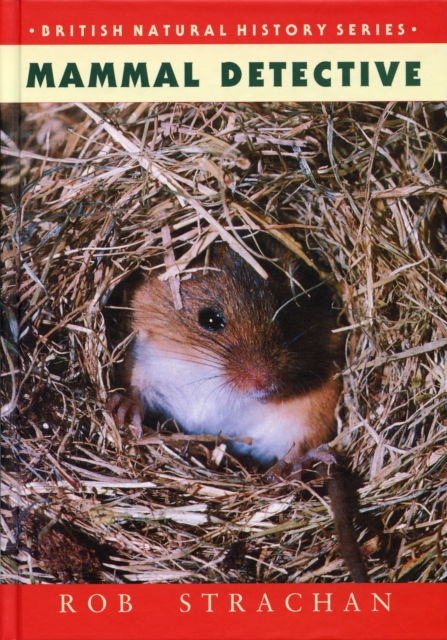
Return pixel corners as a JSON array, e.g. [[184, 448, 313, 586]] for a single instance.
[[132, 242, 343, 400]]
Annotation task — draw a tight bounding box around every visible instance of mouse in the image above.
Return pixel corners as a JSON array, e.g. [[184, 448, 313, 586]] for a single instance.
[[107, 239, 369, 582]]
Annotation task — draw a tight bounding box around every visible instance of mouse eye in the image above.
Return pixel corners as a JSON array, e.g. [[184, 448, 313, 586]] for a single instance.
[[198, 308, 226, 332]]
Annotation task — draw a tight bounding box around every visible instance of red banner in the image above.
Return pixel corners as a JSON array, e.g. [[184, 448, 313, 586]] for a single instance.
[[1, 0, 446, 45], [1, 584, 446, 640]]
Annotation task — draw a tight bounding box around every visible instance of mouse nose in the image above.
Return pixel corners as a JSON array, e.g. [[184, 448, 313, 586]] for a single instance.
[[232, 360, 278, 397]]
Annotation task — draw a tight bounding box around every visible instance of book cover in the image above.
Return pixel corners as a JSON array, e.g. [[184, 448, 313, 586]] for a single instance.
[[1, 1, 446, 639]]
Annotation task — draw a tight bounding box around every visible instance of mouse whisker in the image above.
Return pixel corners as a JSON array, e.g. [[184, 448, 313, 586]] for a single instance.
[[178, 373, 224, 394], [151, 352, 222, 369], [149, 333, 225, 362], [200, 378, 235, 407], [141, 341, 224, 368], [285, 319, 329, 348]]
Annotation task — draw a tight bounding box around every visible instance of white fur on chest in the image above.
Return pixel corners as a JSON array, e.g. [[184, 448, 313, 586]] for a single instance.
[[131, 337, 314, 465]]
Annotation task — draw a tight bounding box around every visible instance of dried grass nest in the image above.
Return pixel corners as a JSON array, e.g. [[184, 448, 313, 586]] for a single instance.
[[1, 101, 447, 584]]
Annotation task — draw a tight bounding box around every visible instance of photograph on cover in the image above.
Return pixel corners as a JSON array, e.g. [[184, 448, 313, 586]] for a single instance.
[[1, 101, 446, 584]]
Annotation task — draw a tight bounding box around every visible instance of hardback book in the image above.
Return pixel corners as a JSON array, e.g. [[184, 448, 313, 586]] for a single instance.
[[0, 0, 446, 639]]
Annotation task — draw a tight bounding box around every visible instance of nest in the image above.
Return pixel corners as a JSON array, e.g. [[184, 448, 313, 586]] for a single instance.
[[1, 101, 447, 584]]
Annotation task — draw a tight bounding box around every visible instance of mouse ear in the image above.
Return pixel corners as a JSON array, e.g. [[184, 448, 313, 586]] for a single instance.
[[290, 259, 323, 290], [289, 260, 340, 316]]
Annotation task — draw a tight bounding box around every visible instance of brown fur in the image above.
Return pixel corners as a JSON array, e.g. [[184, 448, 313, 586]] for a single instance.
[[131, 242, 343, 410]]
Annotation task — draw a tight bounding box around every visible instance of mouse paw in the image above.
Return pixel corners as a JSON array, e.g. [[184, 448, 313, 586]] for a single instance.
[[106, 392, 143, 439], [264, 446, 338, 484], [263, 459, 294, 483], [297, 446, 338, 471]]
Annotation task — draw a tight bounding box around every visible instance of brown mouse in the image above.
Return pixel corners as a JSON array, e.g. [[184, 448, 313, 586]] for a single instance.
[[107, 240, 369, 582]]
